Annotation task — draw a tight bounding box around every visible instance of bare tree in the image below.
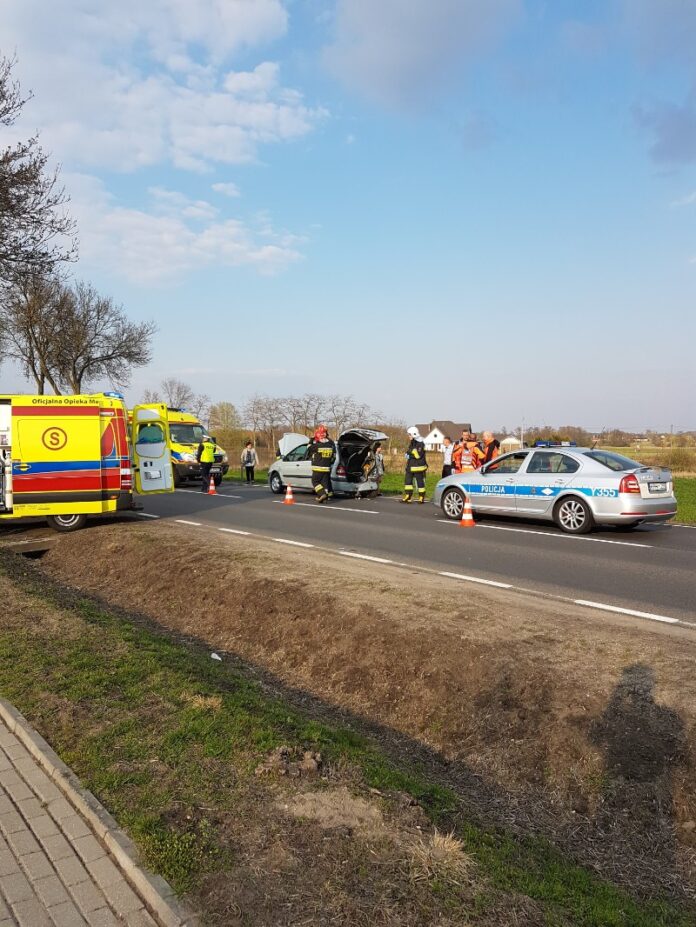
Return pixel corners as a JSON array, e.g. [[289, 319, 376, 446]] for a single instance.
[[0, 274, 68, 393], [326, 394, 371, 433], [189, 393, 211, 421], [159, 378, 195, 408], [0, 56, 77, 287], [142, 389, 161, 403], [55, 281, 155, 393]]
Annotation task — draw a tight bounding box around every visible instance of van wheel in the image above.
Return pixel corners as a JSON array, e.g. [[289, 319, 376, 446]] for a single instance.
[[172, 469, 182, 487], [213, 474, 223, 487], [554, 497, 593, 534], [269, 472, 284, 494], [47, 514, 87, 533]]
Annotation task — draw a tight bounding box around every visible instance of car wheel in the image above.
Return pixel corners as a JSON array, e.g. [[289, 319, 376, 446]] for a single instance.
[[554, 496, 593, 534], [441, 487, 465, 520], [46, 514, 87, 533], [269, 471, 284, 494]]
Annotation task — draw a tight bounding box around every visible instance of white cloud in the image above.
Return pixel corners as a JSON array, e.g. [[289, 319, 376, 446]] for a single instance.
[[67, 174, 304, 284], [4, 1, 325, 172], [671, 191, 696, 207], [322, 0, 521, 108], [212, 182, 241, 198]]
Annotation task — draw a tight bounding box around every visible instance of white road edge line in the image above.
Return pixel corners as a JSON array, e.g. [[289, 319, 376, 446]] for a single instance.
[[436, 519, 652, 548], [272, 538, 314, 548], [274, 500, 379, 515], [439, 571, 512, 589], [136, 513, 160, 519], [218, 528, 251, 536], [175, 519, 202, 526], [574, 599, 679, 625], [339, 551, 392, 564], [176, 489, 243, 499]]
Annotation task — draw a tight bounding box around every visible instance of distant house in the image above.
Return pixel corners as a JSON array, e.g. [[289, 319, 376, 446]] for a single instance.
[[414, 421, 472, 452]]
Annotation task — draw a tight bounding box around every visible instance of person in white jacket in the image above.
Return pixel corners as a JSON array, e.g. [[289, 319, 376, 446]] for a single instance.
[[241, 441, 258, 484]]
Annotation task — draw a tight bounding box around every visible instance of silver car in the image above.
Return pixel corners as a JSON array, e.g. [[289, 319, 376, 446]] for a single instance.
[[433, 446, 677, 534], [269, 429, 388, 498]]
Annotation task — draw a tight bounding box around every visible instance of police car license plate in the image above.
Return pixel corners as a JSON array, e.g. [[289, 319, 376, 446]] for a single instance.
[[648, 481, 667, 493], [211, 467, 222, 475]]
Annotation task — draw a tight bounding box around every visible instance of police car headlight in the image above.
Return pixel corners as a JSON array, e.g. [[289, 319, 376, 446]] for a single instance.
[[222, 454, 229, 463]]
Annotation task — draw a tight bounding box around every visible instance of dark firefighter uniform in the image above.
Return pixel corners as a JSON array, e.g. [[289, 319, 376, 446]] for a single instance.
[[196, 437, 217, 492], [403, 436, 428, 503], [308, 434, 336, 503]]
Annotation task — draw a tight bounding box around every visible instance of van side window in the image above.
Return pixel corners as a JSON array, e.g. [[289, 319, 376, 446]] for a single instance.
[[136, 422, 165, 456]]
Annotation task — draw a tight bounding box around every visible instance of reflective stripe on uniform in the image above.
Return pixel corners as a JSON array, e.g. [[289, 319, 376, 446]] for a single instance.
[[311, 466, 332, 472]]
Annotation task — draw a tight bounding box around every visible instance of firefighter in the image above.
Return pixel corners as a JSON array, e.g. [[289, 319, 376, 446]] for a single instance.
[[196, 433, 217, 492], [402, 426, 428, 503], [308, 424, 336, 503]]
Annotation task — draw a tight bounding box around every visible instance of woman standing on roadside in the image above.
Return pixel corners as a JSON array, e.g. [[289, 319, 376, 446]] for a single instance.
[[241, 440, 258, 484]]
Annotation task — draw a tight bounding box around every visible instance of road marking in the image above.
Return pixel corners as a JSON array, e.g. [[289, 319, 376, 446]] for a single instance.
[[436, 520, 652, 547], [574, 600, 679, 625], [218, 527, 251, 536], [673, 524, 696, 529], [339, 551, 393, 564], [274, 501, 379, 515], [175, 519, 202, 526], [439, 571, 512, 589], [272, 538, 314, 548], [137, 513, 160, 519], [176, 488, 243, 499]]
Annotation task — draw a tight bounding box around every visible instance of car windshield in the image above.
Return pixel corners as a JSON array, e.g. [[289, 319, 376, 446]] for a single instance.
[[583, 450, 640, 472], [170, 424, 205, 445]]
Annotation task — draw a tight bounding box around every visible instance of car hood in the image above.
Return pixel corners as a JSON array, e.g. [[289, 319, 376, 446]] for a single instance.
[[278, 432, 308, 456], [338, 429, 388, 447]]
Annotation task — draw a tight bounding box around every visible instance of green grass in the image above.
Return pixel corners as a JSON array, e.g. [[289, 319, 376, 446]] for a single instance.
[[674, 477, 696, 524], [0, 557, 693, 925]]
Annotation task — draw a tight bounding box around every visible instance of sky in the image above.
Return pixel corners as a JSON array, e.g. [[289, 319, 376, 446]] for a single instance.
[[1, 0, 694, 432]]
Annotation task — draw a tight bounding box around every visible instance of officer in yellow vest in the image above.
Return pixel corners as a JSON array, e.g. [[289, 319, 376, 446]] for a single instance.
[[196, 434, 217, 493]]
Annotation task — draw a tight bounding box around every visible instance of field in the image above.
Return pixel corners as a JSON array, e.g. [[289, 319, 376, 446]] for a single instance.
[[2, 524, 696, 925]]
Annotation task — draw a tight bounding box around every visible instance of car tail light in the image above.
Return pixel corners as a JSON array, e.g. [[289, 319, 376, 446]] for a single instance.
[[121, 467, 133, 490], [619, 474, 640, 494], [336, 464, 346, 477]]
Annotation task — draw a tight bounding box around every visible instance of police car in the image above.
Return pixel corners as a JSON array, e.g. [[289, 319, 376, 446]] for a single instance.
[[433, 444, 677, 534]]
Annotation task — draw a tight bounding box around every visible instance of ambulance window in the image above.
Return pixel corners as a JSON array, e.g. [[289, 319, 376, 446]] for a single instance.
[[136, 422, 165, 456]]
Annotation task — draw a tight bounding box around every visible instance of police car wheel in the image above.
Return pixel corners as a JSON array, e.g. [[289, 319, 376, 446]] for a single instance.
[[269, 472, 284, 494], [441, 487, 465, 520], [47, 514, 87, 533], [554, 497, 593, 534]]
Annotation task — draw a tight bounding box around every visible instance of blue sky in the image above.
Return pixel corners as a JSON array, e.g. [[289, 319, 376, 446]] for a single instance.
[[1, 0, 694, 431]]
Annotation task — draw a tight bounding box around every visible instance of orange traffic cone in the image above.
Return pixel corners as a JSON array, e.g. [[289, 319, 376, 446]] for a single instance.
[[460, 498, 475, 528], [283, 485, 295, 505], [208, 475, 217, 495]]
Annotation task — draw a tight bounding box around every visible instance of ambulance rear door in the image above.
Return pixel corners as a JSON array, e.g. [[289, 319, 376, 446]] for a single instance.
[[131, 404, 174, 493]]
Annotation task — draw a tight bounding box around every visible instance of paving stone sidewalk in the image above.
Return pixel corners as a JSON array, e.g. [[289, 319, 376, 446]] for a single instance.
[[0, 713, 177, 927]]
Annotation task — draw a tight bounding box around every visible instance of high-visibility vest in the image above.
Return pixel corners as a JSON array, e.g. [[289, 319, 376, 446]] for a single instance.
[[200, 441, 216, 463]]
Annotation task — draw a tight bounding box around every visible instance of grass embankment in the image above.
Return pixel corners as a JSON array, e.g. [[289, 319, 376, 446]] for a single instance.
[[0, 553, 692, 926]]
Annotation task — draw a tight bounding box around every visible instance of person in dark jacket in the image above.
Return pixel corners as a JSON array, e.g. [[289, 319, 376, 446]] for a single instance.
[[308, 425, 336, 503], [402, 426, 428, 503], [196, 434, 217, 492]]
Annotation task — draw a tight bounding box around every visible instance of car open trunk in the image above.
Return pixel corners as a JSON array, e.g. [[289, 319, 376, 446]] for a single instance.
[[337, 429, 387, 484]]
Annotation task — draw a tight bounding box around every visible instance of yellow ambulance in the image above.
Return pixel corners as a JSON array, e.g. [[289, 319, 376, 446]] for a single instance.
[[0, 393, 174, 531], [161, 407, 229, 487]]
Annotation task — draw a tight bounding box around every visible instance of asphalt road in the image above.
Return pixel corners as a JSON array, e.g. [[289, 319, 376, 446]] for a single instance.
[[140, 483, 696, 625]]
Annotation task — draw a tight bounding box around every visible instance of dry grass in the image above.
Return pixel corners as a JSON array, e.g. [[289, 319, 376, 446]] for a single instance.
[[408, 829, 473, 885]]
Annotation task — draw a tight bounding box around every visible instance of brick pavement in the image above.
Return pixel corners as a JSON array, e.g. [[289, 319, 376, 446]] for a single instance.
[[0, 716, 163, 927]]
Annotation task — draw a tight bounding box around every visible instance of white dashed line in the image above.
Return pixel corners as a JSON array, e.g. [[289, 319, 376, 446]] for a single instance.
[[339, 551, 393, 564], [272, 538, 314, 548], [274, 500, 379, 515], [175, 519, 202, 526], [439, 571, 513, 589], [574, 600, 679, 625], [136, 512, 160, 519], [436, 520, 652, 547], [218, 527, 251, 536]]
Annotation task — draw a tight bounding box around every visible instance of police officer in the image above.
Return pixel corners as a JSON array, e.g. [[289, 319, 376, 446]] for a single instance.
[[196, 433, 217, 492], [308, 424, 336, 503], [403, 426, 428, 503]]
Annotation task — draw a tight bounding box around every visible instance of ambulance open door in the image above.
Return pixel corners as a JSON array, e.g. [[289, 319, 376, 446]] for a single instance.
[[131, 404, 174, 494]]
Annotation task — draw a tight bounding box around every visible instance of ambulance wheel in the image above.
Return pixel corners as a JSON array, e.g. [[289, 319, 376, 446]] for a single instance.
[[554, 496, 593, 534], [269, 472, 284, 494], [47, 514, 87, 533], [213, 474, 223, 487], [172, 469, 182, 487], [441, 487, 465, 520]]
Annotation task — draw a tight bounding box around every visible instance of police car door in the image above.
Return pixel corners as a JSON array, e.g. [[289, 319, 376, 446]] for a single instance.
[[474, 451, 529, 512], [131, 404, 174, 493], [518, 451, 580, 515]]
